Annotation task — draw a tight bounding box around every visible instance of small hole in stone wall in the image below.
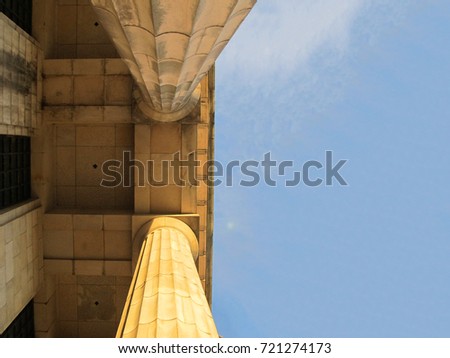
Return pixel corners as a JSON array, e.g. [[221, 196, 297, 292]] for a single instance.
[[93, 164, 98, 169], [94, 22, 99, 27], [94, 301, 99, 306]]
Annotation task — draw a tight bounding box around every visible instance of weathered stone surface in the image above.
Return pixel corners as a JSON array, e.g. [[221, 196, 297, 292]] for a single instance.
[[90, 0, 256, 121], [117, 217, 217, 338]]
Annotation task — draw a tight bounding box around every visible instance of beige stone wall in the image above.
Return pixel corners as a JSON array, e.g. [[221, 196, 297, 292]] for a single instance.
[[54, 123, 133, 209], [0, 200, 43, 334], [56, 274, 130, 337], [36, 54, 215, 338], [33, 0, 118, 59], [33, 274, 57, 337], [40, 59, 133, 210], [31, 123, 55, 213], [41, 213, 133, 337], [42, 59, 131, 106], [32, 0, 57, 59], [43, 213, 132, 276], [38, 213, 133, 337], [33, 273, 130, 338], [56, 0, 117, 58], [0, 12, 45, 336], [0, 14, 41, 136]]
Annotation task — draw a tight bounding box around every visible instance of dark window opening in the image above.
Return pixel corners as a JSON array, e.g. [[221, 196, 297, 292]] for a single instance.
[[0, 0, 32, 35], [0, 135, 31, 210], [0, 300, 35, 338]]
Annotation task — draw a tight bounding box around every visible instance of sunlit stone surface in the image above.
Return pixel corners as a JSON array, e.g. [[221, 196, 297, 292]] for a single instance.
[[90, 0, 256, 121], [117, 217, 218, 338]]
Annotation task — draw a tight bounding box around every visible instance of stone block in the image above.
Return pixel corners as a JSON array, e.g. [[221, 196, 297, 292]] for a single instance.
[[74, 75, 104, 105], [115, 276, 132, 286], [76, 125, 115, 146], [103, 215, 131, 231], [43, 76, 73, 105], [76, 44, 117, 58], [105, 59, 129, 75], [56, 186, 76, 208], [74, 260, 103, 276], [151, 123, 181, 154], [44, 259, 73, 275], [134, 186, 150, 214], [43, 214, 73, 231], [34, 275, 57, 304], [77, 275, 114, 285], [73, 106, 104, 123], [105, 75, 132, 105], [57, 45, 77, 59], [104, 106, 131, 123], [73, 59, 104, 75], [5, 242, 14, 282], [43, 230, 74, 259], [76, 186, 115, 209], [43, 59, 72, 75], [76, 5, 111, 44], [197, 125, 209, 150], [78, 321, 116, 338], [115, 125, 133, 146], [135, 124, 151, 154], [56, 125, 76, 146], [104, 261, 131, 276], [57, 321, 78, 338], [56, 147, 76, 186], [114, 187, 134, 209], [58, 284, 77, 321], [74, 231, 104, 259], [104, 231, 131, 260], [150, 185, 181, 214], [75, 146, 115, 186], [34, 294, 56, 331], [115, 284, 130, 316], [73, 215, 103, 231], [57, 6, 77, 44], [58, 274, 77, 284], [198, 254, 206, 280]]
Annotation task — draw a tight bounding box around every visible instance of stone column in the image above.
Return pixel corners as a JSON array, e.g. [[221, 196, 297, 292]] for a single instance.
[[90, 0, 256, 122], [116, 217, 218, 338]]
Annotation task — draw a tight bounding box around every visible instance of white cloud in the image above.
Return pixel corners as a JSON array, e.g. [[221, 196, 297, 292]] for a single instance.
[[213, 0, 410, 154], [218, 0, 366, 83]]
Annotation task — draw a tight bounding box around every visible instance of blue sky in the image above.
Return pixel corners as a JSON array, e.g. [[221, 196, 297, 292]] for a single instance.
[[211, 0, 450, 337]]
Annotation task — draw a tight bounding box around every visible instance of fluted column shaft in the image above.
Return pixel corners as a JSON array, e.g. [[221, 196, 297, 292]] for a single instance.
[[117, 217, 218, 338]]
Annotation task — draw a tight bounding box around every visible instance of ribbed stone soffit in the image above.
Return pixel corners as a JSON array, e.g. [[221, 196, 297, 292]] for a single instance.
[[90, 0, 256, 121], [117, 218, 218, 338]]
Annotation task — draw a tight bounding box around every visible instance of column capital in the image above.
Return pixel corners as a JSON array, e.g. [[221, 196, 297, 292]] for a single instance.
[[90, 0, 256, 121], [133, 217, 199, 265], [133, 86, 201, 123]]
